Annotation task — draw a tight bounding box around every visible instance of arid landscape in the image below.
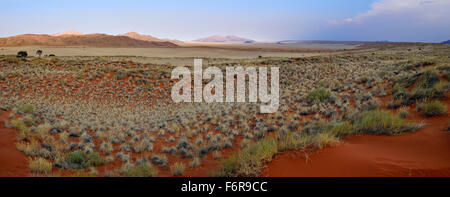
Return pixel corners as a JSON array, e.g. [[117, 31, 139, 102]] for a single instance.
[[1, 0, 450, 181], [0, 35, 449, 177]]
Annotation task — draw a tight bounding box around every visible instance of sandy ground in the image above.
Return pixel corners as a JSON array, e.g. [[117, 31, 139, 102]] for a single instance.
[[0, 111, 29, 177], [262, 98, 450, 177], [0, 43, 356, 59]]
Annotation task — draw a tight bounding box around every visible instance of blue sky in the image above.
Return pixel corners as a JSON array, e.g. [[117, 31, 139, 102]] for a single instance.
[[1, 0, 449, 42]]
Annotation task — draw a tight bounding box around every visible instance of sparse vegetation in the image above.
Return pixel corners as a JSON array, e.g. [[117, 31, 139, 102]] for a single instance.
[[0, 44, 448, 177], [417, 100, 447, 117]]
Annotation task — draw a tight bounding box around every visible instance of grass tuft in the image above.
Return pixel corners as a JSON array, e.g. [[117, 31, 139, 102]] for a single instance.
[[29, 157, 53, 174], [121, 161, 158, 177], [352, 110, 423, 135], [306, 88, 332, 103], [417, 100, 447, 117], [170, 162, 186, 176], [215, 137, 277, 177]]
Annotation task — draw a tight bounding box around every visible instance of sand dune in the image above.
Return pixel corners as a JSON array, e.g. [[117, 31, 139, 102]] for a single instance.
[[262, 98, 450, 177], [0, 34, 178, 48]]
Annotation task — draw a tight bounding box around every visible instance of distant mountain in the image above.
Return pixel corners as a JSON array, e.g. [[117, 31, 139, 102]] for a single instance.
[[442, 40, 450, 44], [193, 35, 255, 43], [277, 40, 365, 45], [118, 32, 163, 42], [0, 33, 178, 47], [118, 32, 183, 44], [53, 30, 84, 37]]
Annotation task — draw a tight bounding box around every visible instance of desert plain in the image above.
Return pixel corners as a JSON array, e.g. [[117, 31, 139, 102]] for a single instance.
[[0, 40, 449, 177]]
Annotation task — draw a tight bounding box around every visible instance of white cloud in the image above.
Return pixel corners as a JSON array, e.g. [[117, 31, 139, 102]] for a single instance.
[[326, 0, 450, 42], [351, 0, 449, 22]]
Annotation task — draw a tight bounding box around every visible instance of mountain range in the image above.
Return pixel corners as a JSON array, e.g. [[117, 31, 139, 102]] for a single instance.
[[0, 31, 178, 47], [117, 32, 183, 44], [192, 35, 255, 43], [0, 31, 259, 47]]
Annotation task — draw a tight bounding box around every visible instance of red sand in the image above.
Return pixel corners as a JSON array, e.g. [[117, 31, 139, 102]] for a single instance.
[[262, 99, 450, 177], [0, 111, 29, 177]]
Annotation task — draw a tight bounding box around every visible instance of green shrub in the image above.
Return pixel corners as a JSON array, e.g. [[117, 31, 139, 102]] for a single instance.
[[417, 101, 447, 117], [306, 88, 332, 103], [66, 151, 106, 169], [215, 137, 277, 177], [409, 69, 447, 100], [121, 162, 158, 177], [327, 121, 354, 137], [17, 104, 34, 114], [352, 110, 423, 135], [414, 68, 439, 90], [17, 51, 28, 58], [276, 132, 313, 152]]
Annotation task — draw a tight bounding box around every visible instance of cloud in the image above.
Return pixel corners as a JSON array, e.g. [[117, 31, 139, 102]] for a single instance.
[[325, 0, 450, 42]]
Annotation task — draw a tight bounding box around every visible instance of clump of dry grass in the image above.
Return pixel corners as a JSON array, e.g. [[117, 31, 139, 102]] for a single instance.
[[16, 139, 41, 156], [398, 107, 410, 118], [189, 157, 201, 168], [100, 142, 113, 155], [29, 157, 53, 174], [170, 162, 185, 176], [352, 110, 424, 135], [212, 151, 222, 160], [215, 137, 277, 177], [312, 132, 339, 149], [120, 160, 158, 177], [132, 139, 153, 153]]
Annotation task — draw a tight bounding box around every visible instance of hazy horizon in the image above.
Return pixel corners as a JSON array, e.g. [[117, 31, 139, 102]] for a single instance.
[[1, 0, 449, 43]]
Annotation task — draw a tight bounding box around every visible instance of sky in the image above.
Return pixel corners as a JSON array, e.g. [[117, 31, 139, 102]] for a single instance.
[[0, 0, 449, 42]]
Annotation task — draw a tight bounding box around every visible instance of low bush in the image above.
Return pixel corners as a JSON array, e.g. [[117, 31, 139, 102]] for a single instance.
[[151, 154, 168, 166], [65, 151, 107, 169], [306, 88, 332, 103], [120, 161, 158, 177], [17, 104, 34, 114], [417, 101, 447, 116]]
